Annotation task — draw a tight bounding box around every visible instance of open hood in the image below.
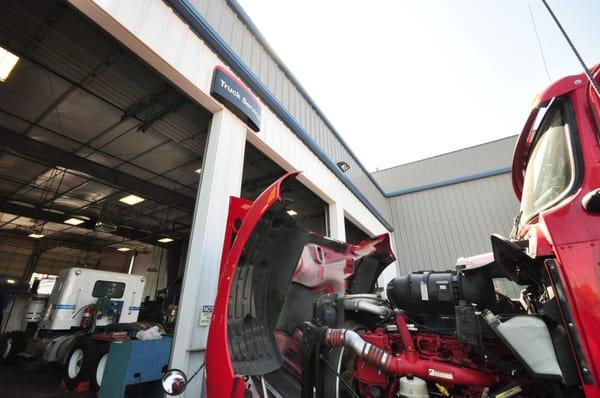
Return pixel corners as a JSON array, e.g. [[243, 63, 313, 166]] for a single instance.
[[206, 172, 395, 397]]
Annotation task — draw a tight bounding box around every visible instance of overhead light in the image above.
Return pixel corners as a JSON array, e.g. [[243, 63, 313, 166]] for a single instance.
[[194, 168, 203, 174], [6, 279, 15, 285], [0, 46, 19, 82], [28, 233, 45, 239], [95, 221, 117, 233], [157, 237, 174, 243], [117, 247, 131, 252], [336, 161, 350, 173], [64, 217, 85, 226], [286, 210, 298, 216], [119, 194, 145, 206]]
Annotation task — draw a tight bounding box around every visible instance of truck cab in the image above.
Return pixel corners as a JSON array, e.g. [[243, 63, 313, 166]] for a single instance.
[[41, 268, 145, 331], [509, 65, 600, 395]]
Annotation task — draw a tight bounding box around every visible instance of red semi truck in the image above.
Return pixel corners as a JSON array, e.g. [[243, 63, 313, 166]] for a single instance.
[[162, 66, 600, 398]]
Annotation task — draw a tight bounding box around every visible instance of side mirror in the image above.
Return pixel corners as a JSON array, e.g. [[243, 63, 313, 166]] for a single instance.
[[161, 369, 188, 395], [582, 189, 600, 213]]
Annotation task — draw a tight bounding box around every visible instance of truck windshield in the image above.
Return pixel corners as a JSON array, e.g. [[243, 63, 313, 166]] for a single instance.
[[520, 105, 574, 224]]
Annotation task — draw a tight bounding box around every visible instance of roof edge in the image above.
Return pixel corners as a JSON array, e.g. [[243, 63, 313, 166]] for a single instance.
[[386, 167, 512, 197], [373, 135, 518, 175]]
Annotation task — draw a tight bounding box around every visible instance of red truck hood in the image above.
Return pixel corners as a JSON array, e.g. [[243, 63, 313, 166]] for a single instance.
[[205, 172, 395, 397]]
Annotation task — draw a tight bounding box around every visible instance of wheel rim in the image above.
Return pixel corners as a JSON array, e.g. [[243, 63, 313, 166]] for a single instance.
[[334, 346, 345, 398], [333, 345, 358, 398], [68, 348, 84, 379], [96, 353, 108, 386], [2, 337, 12, 359]]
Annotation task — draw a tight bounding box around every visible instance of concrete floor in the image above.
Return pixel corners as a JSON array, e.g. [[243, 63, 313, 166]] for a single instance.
[[0, 360, 162, 397]]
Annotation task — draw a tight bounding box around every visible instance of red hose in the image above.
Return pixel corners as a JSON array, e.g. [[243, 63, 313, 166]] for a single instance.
[[323, 328, 498, 387]]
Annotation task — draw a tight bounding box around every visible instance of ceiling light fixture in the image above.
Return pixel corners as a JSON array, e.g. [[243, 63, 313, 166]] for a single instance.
[[117, 247, 132, 252], [119, 194, 145, 206], [286, 210, 298, 216], [194, 168, 203, 174], [28, 233, 45, 239], [157, 237, 174, 244], [0, 46, 19, 82], [64, 217, 85, 226], [6, 279, 15, 285]]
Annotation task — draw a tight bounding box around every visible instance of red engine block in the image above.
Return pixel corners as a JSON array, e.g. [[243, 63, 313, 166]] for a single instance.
[[352, 326, 494, 398]]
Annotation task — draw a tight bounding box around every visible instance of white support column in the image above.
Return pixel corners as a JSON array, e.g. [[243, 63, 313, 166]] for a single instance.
[[170, 109, 247, 397], [328, 202, 346, 241]]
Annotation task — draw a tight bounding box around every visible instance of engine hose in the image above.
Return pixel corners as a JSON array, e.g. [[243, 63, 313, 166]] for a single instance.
[[343, 299, 393, 318], [323, 328, 498, 387]]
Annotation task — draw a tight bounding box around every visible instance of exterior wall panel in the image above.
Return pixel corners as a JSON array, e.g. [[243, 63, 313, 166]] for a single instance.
[[373, 136, 517, 193], [387, 173, 518, 273]]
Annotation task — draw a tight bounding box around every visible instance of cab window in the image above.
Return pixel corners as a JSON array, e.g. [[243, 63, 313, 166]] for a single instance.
[[92, 280, 125, 299], [520, 103, 575, 224]]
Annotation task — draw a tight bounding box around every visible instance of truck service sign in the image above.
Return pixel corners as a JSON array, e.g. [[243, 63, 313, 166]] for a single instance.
[[211, 66, 261, 132]]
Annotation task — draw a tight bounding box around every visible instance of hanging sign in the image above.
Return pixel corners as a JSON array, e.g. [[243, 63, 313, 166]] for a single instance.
[[211, 66, 261, 132]]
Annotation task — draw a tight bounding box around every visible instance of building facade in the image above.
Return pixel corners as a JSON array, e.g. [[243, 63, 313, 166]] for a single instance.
[[0, 1, 522, 396]]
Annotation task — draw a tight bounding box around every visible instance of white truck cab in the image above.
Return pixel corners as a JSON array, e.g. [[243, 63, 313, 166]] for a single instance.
[[41, 268, 146, 330]]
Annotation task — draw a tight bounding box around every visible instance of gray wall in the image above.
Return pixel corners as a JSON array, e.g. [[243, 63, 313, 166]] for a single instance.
[[386, 173, 519, 272], [189, 0, 390, 220], [372, 136, 520, 274], [373, 136, 517, 193]]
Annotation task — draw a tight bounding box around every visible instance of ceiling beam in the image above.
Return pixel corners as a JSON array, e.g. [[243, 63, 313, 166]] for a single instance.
[[0, 127, 195, 210], [0, 199, 179, 244], [0, 229, 107, 253]]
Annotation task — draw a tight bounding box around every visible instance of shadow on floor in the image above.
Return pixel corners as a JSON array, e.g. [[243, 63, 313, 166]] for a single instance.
[[0, 360, 162, 398]]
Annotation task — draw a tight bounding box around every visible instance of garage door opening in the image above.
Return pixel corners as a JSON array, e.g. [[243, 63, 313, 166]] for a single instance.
[[242, 142, 329, 235], [0, 2, 213, 394], [345, 216, 371, 245]]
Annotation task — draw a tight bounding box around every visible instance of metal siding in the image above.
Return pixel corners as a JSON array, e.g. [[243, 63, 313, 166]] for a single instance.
[[389, 173, 519, 274], [219, 6, 234, 43], [373, 136, 518, 193], [240, 25, 253, 67], [228, 14, 243, 54]]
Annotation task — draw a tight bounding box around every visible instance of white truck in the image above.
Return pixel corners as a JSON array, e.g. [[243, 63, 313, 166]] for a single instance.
[[0, 267, 145, 390]]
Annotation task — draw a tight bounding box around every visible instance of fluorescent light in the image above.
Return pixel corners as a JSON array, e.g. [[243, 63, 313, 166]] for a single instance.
[[0, 47, 19, 82], [119, 194, 145, 206], [117, 247, 131, 252], [194, 168, 203, 174], [157, 237, 174, 243], [28, 233, 45, 239], [286, 210, 298, 216], [6, 279, 15, 285], [64, 217, 85, 226]]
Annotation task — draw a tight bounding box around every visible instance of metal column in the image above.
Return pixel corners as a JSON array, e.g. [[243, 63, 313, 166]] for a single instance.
[[328, 202, 346, 241], [169, 109, 247, 397]]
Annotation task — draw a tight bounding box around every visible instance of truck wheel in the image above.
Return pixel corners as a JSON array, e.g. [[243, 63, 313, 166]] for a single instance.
[[91, 342, 110, 391], [322, 323, 366, 398], [64, 337, 98, 390], [0, 331, 25, 364]]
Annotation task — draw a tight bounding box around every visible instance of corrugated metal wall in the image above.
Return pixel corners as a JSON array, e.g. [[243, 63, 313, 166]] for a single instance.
[[373, 136, 517, 193], [186, 0, 390, 219], [387, 173, 518, 273]]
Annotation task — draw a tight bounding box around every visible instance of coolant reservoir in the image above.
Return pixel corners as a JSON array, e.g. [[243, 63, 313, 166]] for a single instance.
[[398, 375, 429, 398]]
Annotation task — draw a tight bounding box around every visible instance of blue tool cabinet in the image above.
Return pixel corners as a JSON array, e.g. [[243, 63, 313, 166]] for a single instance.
[[99, 336, 172, 398]]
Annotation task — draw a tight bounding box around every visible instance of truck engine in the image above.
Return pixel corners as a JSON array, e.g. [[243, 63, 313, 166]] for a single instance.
[[309, 236, 581, 398]]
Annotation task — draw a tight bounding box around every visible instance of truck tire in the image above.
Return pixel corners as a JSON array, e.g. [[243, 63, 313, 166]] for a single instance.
[[91, 342, 110, 391], [64, 337, 98, 391], [0, 331, 25, 364]]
